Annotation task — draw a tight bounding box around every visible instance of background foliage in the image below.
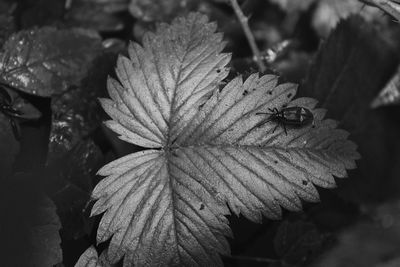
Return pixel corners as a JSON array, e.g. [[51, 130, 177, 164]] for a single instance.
[[0, 0, 400, 266]]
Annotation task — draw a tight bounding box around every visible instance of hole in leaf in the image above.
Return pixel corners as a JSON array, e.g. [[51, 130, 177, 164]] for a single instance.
[[242, 90, 248, 96], [287, 93, 292, 98], [199, 203, 205, 210], [274, 160, 278, 164], [216, 69, 221, 73], [302, 180, 308, 186], [267, 91, 272, 95]]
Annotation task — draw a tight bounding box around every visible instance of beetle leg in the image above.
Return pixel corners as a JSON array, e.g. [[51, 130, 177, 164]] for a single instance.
[[254, 118, 272, 128], [272, 123, 279, 133], [283, 124, 287, 135]]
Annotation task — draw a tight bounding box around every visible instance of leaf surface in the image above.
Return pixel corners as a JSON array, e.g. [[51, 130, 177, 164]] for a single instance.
[[75, 246, 102, 267], [90, 12, 359, 267], [0, 27, 103, 96]]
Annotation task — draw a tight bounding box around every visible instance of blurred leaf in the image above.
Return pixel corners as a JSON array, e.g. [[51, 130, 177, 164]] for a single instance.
[[48, 51, 117, 162], [313, 200, 400, 267], [65, 0, 128, 32], [270, 0, 315, 12], [89, 13, 359, 266], [0, 27, 103, 97], [19, 0, 65, 28], [0, 14, 15, 46], [269, 49, 313, 83], [46, 139, 104, 240], [0, 113, 19, 175], [274, 219, 325, 266], [312, 0, 380, 37], [0, 175, 62, 266], [129, 0, 198, 22], [29, 196, 63, 267], [269, 0, 381, 36], [368, 199, 400, 236], [301, 16, 399, 203], [371, 65, 400, 108]]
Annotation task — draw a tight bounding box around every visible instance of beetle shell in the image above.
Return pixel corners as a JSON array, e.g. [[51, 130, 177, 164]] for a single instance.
[[279, 107, 314, 126]]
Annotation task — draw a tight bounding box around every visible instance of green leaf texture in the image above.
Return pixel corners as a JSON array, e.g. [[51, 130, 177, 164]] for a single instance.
[[90, 12, 360, 267]]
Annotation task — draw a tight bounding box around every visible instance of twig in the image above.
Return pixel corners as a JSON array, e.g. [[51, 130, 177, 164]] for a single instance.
[[229, 0, 266, 73], [223, 254, 278, 264], [360, 0, 400, 22]]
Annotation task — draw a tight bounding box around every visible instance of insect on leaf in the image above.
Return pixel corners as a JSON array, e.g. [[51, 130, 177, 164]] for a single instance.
[[88, 12, 360, 267]]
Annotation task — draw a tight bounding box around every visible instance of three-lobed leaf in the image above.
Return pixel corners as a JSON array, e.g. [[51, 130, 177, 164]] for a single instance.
[[88, 12, 360, 267]]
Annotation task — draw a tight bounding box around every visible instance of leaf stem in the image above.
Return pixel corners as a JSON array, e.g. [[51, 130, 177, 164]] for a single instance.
[[229, 0, 266, 73]]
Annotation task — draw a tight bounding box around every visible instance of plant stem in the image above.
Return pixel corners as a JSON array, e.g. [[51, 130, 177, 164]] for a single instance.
[[229, 0, 266, 73]]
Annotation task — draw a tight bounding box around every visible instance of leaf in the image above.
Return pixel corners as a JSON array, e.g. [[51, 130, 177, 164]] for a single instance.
[[75, 246, 115, 267], [0, 14, 15, 47], [48, 51, 116, 163], [370, 65, 400, 108], [75, 246, 101, 267], [269, 0, 315, 12], [89, 12, 359, 266], [0, 175, 62, 266], [47, 140, 103, 240], [274, 219, 324, 266], [129, 0, 199, 22], [28, 196, 63, 267], [269, 0, 381, 36], [301, 16, 399, 203], [313, 217, 400, 267], [19, 0, 65, 28], [64, 0, 128, 32], [0, 27, 103, 97], [301, 16, 398, 131]]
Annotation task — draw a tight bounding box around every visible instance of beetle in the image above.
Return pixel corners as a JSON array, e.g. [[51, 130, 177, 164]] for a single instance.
[[255, 106, 314, 134]]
